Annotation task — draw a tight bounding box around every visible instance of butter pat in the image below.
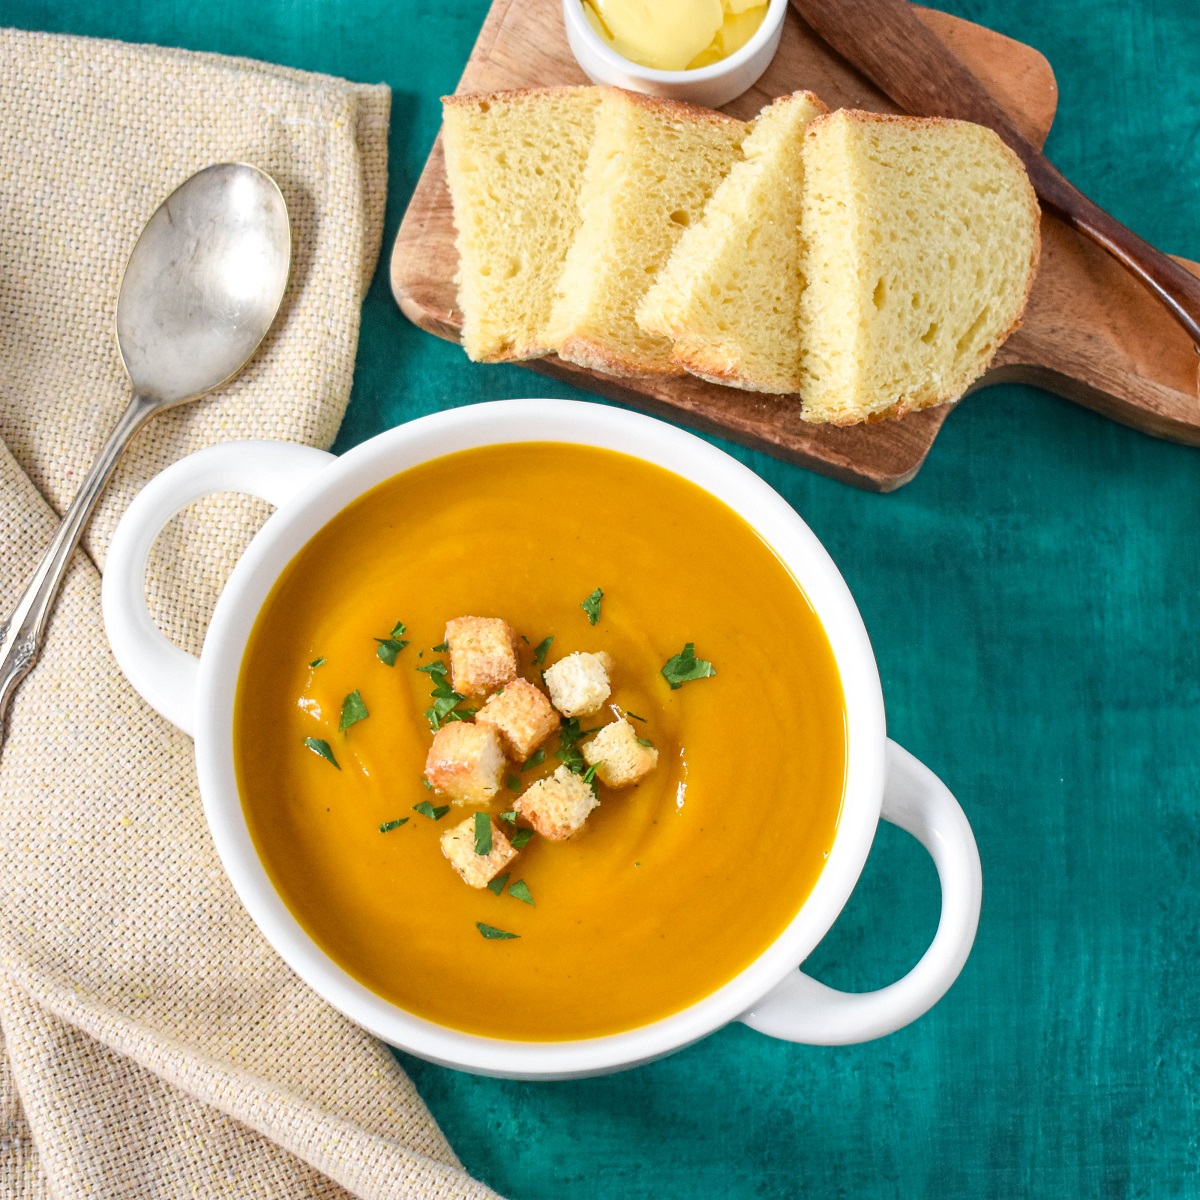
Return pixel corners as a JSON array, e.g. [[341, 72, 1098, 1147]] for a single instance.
[[582, 0, 769, 72]]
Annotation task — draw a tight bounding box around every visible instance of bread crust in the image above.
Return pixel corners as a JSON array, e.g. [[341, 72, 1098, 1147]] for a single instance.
[[556, 335, 686, 379], [670, 338, 800, 394]]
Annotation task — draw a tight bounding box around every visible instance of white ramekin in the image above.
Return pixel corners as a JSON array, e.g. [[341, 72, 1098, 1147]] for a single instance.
[[562, 0, 787, 109], [102, 399, 981, 1080]]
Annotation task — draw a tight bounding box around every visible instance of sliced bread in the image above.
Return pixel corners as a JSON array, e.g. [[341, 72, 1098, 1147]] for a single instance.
[[797, 109, 1040, 424], [637, 90, 828, 393], [441, 87, 601, 363], [546, 89, 747, 377]]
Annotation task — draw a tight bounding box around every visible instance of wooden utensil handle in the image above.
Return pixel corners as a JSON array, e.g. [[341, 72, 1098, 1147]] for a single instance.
[[789, 0, 1200, 348], [1031, 159, 1200, 347]]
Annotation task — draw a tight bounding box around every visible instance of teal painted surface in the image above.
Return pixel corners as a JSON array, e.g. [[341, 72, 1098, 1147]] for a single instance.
[[4, 0, 1199, 1194]]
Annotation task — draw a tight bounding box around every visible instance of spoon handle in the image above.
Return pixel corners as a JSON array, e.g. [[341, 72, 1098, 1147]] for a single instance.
[[0, 394, 155, 741]]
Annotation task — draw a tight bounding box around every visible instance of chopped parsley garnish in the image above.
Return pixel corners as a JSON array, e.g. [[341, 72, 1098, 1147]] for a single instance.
[[511, 828, 534, 850], [339, 689, 369, 731], [486, 872, 511, 896], [625, 711, 647, 722], [309, 656, 326, 668], [421, 775, 433, 790], [432, 641, 449, 652], [413, 801, 450, 821], [661, 642, 716, 689], [636, 737, 654, 748], [426, 675, 467, 730], [582, 763, 598, 784], [556, 717, 597, 774], [374, 622, 409, 666], [508, 880, 534, 906], [521, 748, 545, 771], [304, 737, 340, 769], [507, 775, 522, 793], [379, 818, 409, 833], [418, 658, 449, 677], [474, 812, 493, 856], [498, 810, 517, 826], [580, 587, 603, 625], [533, 635, 554, 665], [476, 922, 519, 940]]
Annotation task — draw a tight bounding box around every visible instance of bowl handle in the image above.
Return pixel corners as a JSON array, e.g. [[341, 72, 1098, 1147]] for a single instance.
[[740, 739, 982, 1044], [102, 441, 335, 737]]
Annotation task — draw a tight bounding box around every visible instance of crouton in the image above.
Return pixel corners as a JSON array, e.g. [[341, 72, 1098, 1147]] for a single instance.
[[445, 616, 520, 697], [423, 722, 505, 804], [440, 816, 519, 888], [476, 677, 559, 761], [543, 651, 613, 718], [514, 764, 599, 841], [582, 718, 658, 787]]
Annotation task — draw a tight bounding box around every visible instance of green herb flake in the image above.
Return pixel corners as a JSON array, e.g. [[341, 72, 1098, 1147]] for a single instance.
[[582, 763, 598, 785], [421, 775, 433, 791], [508, 879, 534, 906], [413, 801, 450, 821], [375, 638, 408, 666], [624, 711, 647, 722], [533, 635, 554, 665], [303, 737, 340, 769], [379, 818, 409, 833], [339, 689, 369, 731], [506, 775, 522, 793], [432, 641, 449, 652], [636, 737, 654, 748], [521, 748, 545, 771], [661, 642, 716, 690], [418, 658, 449, 677], [390, 621, 407, 639], [556, 717, 588, 773], [486, 872, 511, 896], [520, 634, 530, 644], [474, 812, 493, 856], [308, 656, 326, 668], [511, 828, 534, 850], [498, 810, 518, 826], [580, 587, 603, 626], [476, 922, 519, 940]]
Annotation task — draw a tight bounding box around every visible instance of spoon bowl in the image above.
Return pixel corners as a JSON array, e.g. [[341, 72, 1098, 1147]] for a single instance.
[[116, 163, 291, 405]]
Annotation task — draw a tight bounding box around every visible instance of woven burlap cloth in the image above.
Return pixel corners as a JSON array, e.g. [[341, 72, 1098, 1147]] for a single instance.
[[0, 27, 498, 1200]]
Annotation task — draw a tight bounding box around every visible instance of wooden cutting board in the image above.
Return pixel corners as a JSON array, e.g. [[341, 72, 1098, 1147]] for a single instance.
[[391, 0, 1200, 491]]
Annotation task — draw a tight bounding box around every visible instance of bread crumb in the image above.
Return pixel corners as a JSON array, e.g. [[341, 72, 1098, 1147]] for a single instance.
[[423, 722, 505, 804], [582, 718, 658, 787], [441, 816, 518, 887], [514, 764, 599, 841], [445, 616, 520, 697], [476, 677, 559, 761], [543, 650, 612, 718]]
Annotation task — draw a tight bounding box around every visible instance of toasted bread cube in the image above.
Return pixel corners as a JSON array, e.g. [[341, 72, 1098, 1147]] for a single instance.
[[514, 764, 598, 841], [440, 816, 519, 888], [423, 722, 505, 804], [476, 677, 559, 761], [543, 651, 613, 718], [445, 616, 520, 698], [582, 718, 659, 787]]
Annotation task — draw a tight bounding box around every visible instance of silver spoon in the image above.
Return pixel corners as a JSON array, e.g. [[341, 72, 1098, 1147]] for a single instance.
[[0, 162, 291, 741]]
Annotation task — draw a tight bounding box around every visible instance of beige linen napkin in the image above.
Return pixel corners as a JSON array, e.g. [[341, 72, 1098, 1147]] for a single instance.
[[0, 28, 497, 1199]]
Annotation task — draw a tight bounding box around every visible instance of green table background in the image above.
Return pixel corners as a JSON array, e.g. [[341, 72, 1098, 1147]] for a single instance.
[[7, 0, 1199, 1194]]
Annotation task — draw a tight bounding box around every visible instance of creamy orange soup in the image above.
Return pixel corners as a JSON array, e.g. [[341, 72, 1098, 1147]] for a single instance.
[[234, 443, 845, 1040]]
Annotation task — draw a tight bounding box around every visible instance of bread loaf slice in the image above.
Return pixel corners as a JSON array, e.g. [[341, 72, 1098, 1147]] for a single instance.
[[797, 109, 1040, 424], [637, 91, 828, 393], [441, 87, 601, 363], [546, 89, 747, 377]]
